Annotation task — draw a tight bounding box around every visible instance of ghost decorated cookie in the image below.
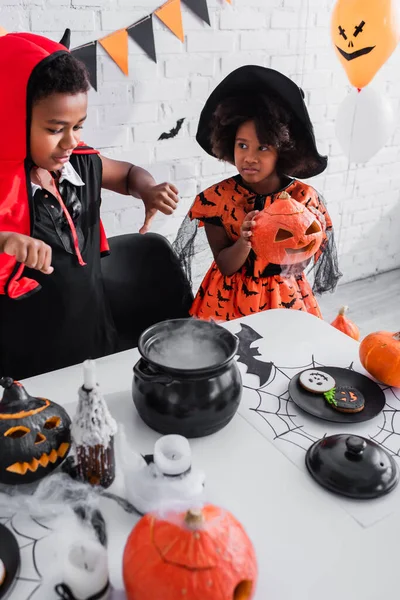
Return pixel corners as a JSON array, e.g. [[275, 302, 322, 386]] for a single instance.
[[299, 370, 336, 393]]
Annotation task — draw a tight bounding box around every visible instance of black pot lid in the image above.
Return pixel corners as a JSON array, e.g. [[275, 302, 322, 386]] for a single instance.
[[305, 434, 399, 499]]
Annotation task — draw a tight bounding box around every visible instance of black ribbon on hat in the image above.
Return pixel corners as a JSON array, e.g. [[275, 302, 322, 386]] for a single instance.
[[55, 580, 110, 600]]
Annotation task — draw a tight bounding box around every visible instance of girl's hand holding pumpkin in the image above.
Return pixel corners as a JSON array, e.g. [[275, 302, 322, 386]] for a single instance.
[[240, 210, 259, 248]]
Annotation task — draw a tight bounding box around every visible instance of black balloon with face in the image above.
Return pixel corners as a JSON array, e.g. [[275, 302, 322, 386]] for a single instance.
[[0, 377, 71, 485]]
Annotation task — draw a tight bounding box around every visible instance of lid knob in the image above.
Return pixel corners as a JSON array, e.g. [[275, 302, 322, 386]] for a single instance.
[[345, 436, 366, 456]]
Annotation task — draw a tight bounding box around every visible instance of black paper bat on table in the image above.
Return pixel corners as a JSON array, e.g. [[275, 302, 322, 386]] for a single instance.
[[158, 118, 185, 140], [236, 323, 273, 386]]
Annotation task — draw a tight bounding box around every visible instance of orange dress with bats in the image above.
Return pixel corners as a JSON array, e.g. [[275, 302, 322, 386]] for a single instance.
[[188, 176, 334, 322]]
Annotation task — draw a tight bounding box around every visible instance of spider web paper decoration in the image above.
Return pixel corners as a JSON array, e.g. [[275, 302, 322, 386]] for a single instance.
[[234, 323, 398, 460], [243, 356, 356, 452], [0, 512, 48, 600], [234, 323, 400, 526], [370, 386, 400, 457]]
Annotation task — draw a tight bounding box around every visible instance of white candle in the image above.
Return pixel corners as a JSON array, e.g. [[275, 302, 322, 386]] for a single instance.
[[154, 435, 191, 475], [83, 359, 97, 391], [61, 540, 110, 600]]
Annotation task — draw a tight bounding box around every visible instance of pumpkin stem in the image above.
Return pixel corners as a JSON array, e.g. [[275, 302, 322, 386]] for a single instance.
[[184, 509, 205, 530], [393, 332, 400, 341], [279, 191, 290, 200], [0, 377, 13, 390], [338, 306, 348, 316]]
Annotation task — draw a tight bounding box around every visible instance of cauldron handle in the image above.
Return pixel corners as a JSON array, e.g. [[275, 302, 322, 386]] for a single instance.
[[133, 359, 174, 385]]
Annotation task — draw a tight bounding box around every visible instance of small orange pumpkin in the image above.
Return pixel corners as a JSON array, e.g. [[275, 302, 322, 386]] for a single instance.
[[252, 191, 323, 265], [359, 331, 400, 387], [331, 306, 360, 341], [123, 505, 258, 600]]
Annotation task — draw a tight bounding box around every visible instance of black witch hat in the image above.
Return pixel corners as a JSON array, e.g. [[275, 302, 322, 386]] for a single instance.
[[196, 65, 327, 180]]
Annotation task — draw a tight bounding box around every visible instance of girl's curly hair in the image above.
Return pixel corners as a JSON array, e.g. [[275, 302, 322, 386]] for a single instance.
[[210, 92, 317, 177]]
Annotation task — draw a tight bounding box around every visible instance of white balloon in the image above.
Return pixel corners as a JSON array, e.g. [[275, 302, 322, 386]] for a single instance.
[[335, 87, 395, 164]]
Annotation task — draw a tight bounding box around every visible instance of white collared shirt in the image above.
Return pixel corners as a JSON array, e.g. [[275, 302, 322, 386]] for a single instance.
[[31, 161, 85, 195]]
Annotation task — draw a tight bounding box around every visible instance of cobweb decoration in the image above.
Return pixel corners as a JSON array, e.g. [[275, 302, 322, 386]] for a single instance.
[[235, 322, 400, 460], [0, 474, 140, 600], [370, 386, 400, 457], [0, 512, 47, 600], [242, 356, 354, 452]]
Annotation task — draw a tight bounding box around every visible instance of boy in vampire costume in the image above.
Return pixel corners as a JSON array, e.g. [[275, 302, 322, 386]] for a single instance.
[[0, 30, 192, 380]]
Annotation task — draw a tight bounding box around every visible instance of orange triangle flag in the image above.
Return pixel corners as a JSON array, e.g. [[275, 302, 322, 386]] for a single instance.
[[155, 0, 184, 43], [0, 26, 7, 37], [99, 29, 128, 76]]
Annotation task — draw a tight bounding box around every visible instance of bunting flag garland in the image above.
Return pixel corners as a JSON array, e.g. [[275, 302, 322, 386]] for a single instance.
[[182, 0, 210, 26], [0, 0, 228, 88], [127, 16, 157, 63], [99, 29, 129, 76], [155, 0, 184, 42], [71, 42, 98, 90]]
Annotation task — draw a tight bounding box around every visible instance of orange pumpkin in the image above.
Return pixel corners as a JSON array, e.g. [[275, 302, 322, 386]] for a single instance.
[[331, 306, 360, 341], [359, 331, 400, 387], [123, 505, 258, 600], [252, 192, 323, 265]]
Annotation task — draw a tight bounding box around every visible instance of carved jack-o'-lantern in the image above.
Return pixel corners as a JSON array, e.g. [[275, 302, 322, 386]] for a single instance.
[[0, 377, 71, 485], [331, 0, 400, 89], [123, 505, 258, 600], [252, 192, 323, 266]]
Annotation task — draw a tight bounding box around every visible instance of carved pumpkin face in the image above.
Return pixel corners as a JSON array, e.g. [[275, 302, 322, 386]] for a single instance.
[[0, 378, 71, 485], [331, 0, 400, 89], [252, 195, 323, 265], [123, 505, 258, 600]]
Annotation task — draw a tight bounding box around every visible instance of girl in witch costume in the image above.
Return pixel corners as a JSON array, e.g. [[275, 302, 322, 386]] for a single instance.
[[0, 30, 184, 380], [174, 66, 342, 321]]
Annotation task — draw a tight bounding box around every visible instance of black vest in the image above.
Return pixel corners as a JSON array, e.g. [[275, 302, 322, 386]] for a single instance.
[[0, 154, 117, 380]]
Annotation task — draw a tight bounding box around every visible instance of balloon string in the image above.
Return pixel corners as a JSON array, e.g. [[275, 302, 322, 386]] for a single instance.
[[337, 88, 359, 258]]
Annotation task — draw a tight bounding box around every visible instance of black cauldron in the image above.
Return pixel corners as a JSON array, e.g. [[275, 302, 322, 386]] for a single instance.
[[132, 319, 242, 438]]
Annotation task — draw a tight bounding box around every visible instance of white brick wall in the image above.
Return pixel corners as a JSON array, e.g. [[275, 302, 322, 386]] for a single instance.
[[2, 0, 400, 285]]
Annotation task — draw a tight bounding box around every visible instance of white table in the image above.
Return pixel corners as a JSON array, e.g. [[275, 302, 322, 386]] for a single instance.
[[6, 310, 400, 600]]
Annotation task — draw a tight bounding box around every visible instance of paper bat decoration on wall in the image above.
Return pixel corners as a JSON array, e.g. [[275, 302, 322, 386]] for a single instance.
[[236, 324, 273, 386], [158, 118, 185, 140]]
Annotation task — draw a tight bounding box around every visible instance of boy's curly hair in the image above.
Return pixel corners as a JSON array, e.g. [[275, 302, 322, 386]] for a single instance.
[[210, 92, 316, 177], [31, 53, 90, 105]]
